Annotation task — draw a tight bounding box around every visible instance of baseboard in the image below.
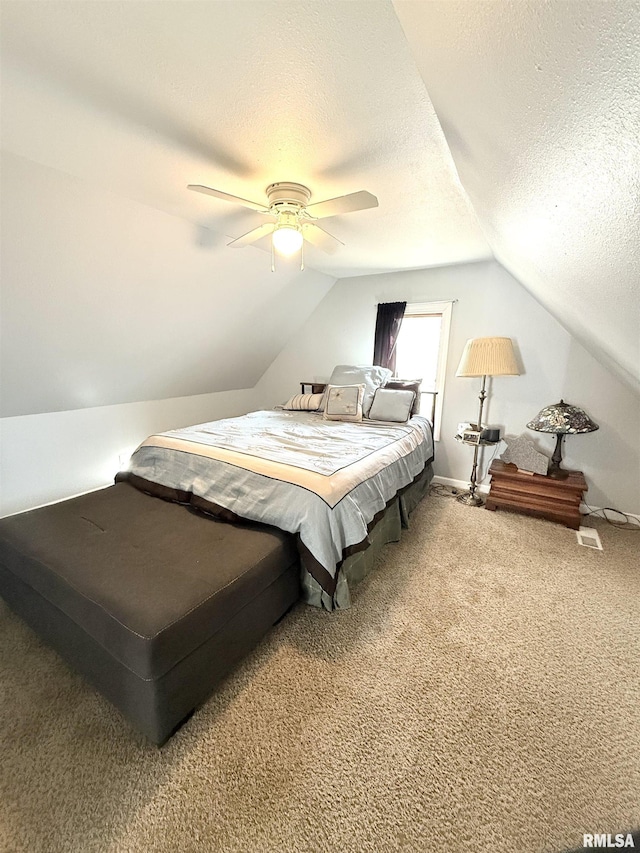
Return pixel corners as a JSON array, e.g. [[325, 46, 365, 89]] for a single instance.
[[1, 484, 113, 519], [431, 475, 489, 495], [433, 476, 638, 521], [580, 503, 640, 523]]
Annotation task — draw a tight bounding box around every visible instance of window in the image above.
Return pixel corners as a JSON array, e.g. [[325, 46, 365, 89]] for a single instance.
[[394, 301, 453, 441]]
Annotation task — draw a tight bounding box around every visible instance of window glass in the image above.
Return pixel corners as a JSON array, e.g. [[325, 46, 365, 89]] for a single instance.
[[395, 315, 442, 392], [393, 302, 453, 441]]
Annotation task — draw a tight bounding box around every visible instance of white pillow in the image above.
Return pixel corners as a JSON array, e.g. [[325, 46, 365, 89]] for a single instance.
[[281, 392, 324, 411], [368, 388, 416, 423], [322, 384, 365, 423], [324, 365, 393, 416]]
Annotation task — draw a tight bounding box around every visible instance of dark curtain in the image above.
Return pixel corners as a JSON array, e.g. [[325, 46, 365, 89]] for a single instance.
[[373, 301, 406, 374]]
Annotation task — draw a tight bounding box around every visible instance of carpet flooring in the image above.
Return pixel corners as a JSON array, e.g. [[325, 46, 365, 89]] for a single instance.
[[1, 494, 638, 853]]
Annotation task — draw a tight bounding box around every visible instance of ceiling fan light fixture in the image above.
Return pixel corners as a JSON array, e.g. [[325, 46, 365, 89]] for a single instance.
[[188, 180, 377, 264], [272, 223, 303, 256]]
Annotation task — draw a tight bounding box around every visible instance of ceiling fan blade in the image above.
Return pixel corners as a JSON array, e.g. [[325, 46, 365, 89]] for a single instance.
[[228, 222, 275, 248], [305, 190, 378, 220], [302, 222, 344, 254], [187, 185, 269, 213]]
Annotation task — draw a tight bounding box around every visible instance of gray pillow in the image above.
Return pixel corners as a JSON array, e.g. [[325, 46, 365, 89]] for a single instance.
[[367, 388, 416, 423], [325, 365, 393, 416], [385, 379, 422, 415]]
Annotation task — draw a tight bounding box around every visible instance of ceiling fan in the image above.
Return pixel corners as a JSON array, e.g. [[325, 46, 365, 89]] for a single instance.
[[187, 181, 378, 269]]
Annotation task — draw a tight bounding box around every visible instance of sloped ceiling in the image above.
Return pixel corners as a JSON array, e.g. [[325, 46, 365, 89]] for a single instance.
[[0, 149, 335, 417], [1, 0, 638, 410], [393, 0, 640, 394], [0, 0, 489, 277]]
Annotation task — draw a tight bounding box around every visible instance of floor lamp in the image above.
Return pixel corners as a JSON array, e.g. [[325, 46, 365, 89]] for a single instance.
[[455, 337, 521, 506]]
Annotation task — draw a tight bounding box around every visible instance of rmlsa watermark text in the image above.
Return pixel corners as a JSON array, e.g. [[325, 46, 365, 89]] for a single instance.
[[583, 835, 635, 849]]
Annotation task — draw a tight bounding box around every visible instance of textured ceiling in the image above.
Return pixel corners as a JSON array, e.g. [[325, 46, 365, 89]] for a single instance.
[[0, 0, 490, 278], [394, 0, 640, 393], [1, 0, 638, 398]]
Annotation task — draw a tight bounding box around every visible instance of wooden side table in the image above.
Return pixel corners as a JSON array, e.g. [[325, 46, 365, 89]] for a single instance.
[[486, 460, 587, 529]]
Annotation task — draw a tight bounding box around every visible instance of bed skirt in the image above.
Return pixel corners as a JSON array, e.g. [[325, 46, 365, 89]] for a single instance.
[[301, 461, 433, 611]]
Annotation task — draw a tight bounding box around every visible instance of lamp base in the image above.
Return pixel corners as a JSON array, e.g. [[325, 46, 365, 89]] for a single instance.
[[456, 491, 484, 507], [547, 465, 569, 480], [546, 434, 569, 479]]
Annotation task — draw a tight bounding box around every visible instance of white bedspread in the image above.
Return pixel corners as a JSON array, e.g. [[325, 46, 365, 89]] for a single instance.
[[124, 410, 434, 589]]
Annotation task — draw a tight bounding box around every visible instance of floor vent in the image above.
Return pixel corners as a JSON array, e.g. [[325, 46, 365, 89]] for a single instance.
[[576, 526, 603, 550]]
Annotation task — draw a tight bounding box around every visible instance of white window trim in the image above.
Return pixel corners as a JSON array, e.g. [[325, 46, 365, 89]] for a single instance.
[[401, 301, 453, 442]]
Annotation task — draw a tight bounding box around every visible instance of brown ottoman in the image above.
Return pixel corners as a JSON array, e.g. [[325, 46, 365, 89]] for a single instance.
[[0, 482, 300, 744]]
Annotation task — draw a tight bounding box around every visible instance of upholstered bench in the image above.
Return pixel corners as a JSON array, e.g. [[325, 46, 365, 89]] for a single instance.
[[0, 482, 300, 744]]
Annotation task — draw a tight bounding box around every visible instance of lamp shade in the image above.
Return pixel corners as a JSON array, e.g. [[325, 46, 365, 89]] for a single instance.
[[456, 337, 520, 377], [527, 400, 598, 434]]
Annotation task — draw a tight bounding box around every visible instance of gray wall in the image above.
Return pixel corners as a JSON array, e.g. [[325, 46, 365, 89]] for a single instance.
[[255, 261, 640, 514]]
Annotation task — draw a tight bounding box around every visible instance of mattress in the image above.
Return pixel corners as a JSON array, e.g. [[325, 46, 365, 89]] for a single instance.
[[117, 410, 434, 598]]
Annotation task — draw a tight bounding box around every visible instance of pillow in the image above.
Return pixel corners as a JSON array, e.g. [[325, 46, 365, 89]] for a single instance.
[[322, 384, 365, 423], [324, 365, 393, 416], [384, 378, 422, 415], [282, 392, 324, 411], [367, 388, 416, 423]]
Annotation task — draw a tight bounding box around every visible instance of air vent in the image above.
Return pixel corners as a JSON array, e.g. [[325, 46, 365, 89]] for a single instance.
[[576, 526, 603, 550]]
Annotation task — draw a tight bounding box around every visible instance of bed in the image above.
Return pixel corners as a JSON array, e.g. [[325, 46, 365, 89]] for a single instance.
[[0, 369, 434, 740], [116, 400, 434, 611]]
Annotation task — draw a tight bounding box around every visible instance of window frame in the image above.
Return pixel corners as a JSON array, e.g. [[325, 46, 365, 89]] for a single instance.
[[396, 300, 453, 442]]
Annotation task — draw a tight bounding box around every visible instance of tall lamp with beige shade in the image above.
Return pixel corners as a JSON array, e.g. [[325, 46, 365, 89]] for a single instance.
[[455, 337, 521, 506]]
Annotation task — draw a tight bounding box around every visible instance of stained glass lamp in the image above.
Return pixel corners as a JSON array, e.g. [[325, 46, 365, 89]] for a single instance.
[[527, 400, 598, 479]]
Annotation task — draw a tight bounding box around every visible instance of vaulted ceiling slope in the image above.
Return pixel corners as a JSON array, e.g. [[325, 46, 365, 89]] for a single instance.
[[0, 149, 336, 418], [0, 0, 491, 417], [0, 1, 489, 278], [394, 0, 640, 395], [1, 1, 637, 409]]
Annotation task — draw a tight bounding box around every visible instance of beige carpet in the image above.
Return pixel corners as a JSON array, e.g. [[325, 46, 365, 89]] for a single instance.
[[1, 495, 638, 853]]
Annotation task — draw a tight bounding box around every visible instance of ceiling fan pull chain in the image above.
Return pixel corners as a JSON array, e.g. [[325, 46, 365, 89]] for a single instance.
[[300, 239, 304, 272], [271, 238, 276, 273]]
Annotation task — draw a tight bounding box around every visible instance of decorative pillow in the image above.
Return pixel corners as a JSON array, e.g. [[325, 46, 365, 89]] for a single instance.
[[323, 365, 393, 416], [367, 388, 416, 423], [322, 384, 365, 423], [281, 392, 324, 411], [384, 379, 422, 415]]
